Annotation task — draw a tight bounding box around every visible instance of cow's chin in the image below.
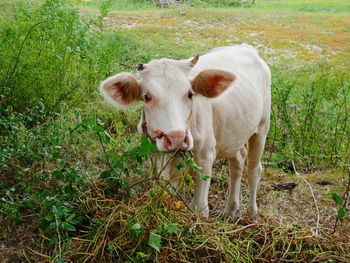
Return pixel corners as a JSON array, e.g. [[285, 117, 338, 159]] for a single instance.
[[155, 132, 193, 152]]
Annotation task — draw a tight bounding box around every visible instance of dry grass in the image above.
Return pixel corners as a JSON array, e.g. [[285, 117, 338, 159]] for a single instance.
[[13, 165, 348, 262], [100, 8, 350, 67]]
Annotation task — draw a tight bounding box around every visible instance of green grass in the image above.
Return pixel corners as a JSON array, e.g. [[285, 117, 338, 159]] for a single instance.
[[256, 0, 350, 13], [73, 0, 157, 11], [0, 0, 349, 262], [72, 0, 350, 13]]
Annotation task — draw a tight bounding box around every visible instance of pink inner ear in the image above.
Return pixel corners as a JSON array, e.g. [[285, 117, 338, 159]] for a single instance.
[[105, 85, 117, 97], [107, 78, 141, 105], [208, 75, 232, 97], [209, 75, 224, 86], [105, 83, 126, 104], [192, 69, 236, 98]]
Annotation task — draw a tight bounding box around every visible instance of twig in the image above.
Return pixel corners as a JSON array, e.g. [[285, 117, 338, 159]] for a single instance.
[[54, 206, 63, 261], [6, 21, 47, 84], [301, 176, 320, 236], [128, 147, 180, 189], [24, 246, 51, 260], [218, 223, 258, 234], [97, 132, 113, 171]]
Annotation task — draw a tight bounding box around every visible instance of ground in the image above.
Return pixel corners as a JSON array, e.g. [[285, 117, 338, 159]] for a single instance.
[[80, 1, 350, 66]]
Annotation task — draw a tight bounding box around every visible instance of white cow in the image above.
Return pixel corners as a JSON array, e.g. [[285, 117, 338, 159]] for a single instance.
[[100, 44, 271, 218]]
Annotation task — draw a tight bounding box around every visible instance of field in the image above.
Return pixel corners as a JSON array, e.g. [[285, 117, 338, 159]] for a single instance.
[[0, 0, 349, 262]]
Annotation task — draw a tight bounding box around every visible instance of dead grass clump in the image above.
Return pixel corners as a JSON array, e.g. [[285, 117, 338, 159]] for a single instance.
[[24, 173, 350, 262]]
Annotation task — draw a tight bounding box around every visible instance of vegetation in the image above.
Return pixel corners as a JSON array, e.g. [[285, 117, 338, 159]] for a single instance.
[[0, 0, 349, 262]]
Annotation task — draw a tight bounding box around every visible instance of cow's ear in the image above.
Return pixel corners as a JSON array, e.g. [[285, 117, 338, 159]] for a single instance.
[[99, 73, 142, 109], [191, 69, 236, 98]]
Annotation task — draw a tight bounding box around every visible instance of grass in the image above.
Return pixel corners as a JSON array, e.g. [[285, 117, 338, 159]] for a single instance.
[[12, 168, 350, 262], [74, 0, 157, 11], [0, 0, 349, 262], [256, 0, 350, 13]]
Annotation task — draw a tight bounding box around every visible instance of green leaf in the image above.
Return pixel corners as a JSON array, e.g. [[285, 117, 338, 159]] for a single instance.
[[44, 214, 54, 222], [67, 213, 76, 222], [187, 158, 200, 171], [175, 160, 185, 170], [99, 170, 112, 180], [62, 221, 76, 232], [147, 231, 161, 252], [135, 252, 151, 261], [195, 236, 206, 244], [199, 173, 211, 181], [140, 136, 157, 155], [149, 188, 155, 199], [330, 192, 342, 206], [130, 223, 144, 237], [164, 223, 179, 235], [52, 170, 64, 180], [92, 124, 104, 133], [337, 207, 346, 220]]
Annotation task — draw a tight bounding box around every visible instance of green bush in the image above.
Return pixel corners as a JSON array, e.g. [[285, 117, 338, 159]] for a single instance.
[[268, 64, 350, 169], [1, 0, 91, 111], [0, 0, 143, 112]]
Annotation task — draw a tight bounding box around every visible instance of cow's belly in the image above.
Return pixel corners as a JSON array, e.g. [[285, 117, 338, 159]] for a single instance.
[[212, 82, 263, 159]]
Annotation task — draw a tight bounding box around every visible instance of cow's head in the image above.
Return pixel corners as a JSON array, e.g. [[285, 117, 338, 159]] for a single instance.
[[99, 56, 235, 152]]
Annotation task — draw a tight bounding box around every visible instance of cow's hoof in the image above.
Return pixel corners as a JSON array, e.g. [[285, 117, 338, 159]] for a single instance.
[[210, 208, 224, 217], [223, 208, 242, 219], [189, 201, 209, 218], [199, 207, 209, 218], [246, 207, 258, 218]]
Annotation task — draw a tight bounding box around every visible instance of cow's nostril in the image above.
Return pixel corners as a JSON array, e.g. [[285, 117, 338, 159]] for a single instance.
[[164, 136, 172, 148], [163, 131, 186, 151], [184, 135, 189, 146]]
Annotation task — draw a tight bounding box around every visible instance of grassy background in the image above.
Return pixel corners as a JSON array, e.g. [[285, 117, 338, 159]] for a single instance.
[[0, 0, 349, 262]]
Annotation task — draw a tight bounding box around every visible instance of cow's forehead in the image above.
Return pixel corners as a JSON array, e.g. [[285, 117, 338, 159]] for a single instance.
[[139, 58, 191, 93]]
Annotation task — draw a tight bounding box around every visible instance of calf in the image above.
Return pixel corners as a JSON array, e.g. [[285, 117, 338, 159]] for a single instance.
[[100, 44, 271, 217]]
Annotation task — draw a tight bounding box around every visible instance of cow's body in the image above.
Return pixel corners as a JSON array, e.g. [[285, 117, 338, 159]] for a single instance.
[[159, 44, 271, 217], [189, 44, 270, 159], [100, 44, 271, 218]]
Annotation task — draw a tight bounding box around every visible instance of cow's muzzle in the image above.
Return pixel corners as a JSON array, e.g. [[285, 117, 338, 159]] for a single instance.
[[162, 130, 191, 152]]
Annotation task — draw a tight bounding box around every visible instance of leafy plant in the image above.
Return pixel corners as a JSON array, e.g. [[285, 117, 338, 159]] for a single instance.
[[148, 230, 162, 252], [329, 167, 350, 232]]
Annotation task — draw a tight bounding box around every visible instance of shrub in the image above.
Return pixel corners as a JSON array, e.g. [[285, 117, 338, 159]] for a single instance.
[[267, 64, 350, 169]]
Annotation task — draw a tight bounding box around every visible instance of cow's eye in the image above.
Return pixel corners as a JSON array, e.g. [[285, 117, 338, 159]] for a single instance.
[[187, 91, 193, 100], [144, 94, 152, 103]]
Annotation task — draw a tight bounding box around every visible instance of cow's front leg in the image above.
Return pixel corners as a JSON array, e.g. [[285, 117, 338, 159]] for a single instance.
[[190, 152, 215, 217], [158, 156, 181, 190]]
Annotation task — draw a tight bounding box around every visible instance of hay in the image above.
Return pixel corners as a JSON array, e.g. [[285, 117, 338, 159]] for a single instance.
[[22, 168, 350, 262]]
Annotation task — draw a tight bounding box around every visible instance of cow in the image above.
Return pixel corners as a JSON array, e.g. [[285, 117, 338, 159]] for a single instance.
[[99, 44, 271, 218]]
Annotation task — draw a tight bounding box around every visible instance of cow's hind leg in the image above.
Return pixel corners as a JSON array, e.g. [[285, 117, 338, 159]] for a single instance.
[[246, 130, 268, 216], [223, 147, 247, 218]]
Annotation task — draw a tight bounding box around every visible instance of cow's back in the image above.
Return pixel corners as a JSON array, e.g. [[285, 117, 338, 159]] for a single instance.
[[189, 44, 271, 158]]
